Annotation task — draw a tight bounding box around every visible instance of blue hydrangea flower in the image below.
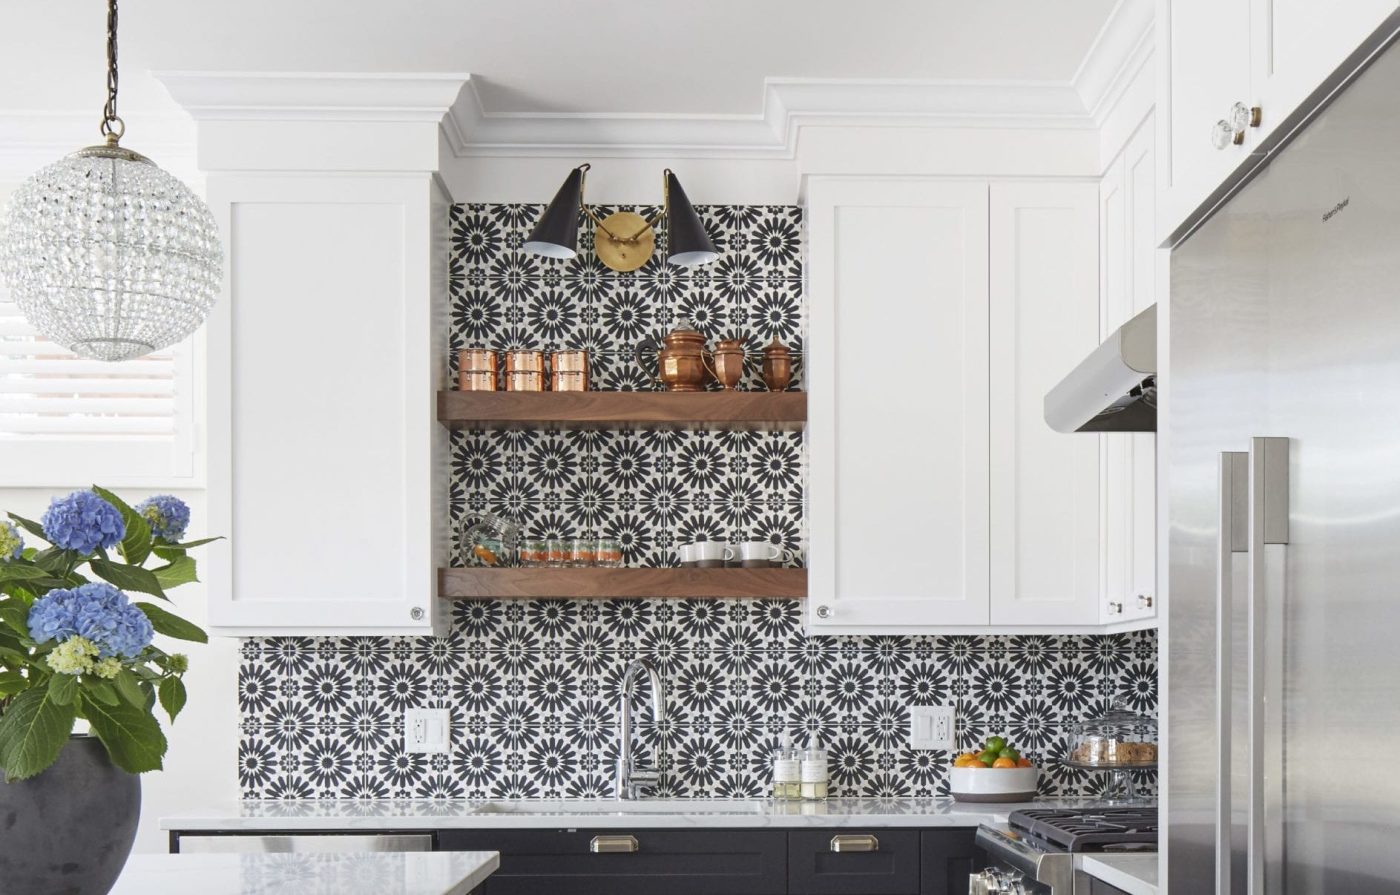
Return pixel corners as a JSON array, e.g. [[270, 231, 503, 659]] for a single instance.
[[136, 495, 191, 542], [28, 582, 153, 658], [0, 520, 22, 560], [40, 490, 125, 554]]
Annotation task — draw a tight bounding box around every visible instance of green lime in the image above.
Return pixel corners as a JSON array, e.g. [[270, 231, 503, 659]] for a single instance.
[[985, 736, 1006, 753], [977, 749, 1000, 766], [998, 747, 1020, 762]]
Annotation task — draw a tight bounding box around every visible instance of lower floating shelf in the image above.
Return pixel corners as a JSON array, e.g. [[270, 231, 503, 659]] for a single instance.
[[438, 567, 807, 600]]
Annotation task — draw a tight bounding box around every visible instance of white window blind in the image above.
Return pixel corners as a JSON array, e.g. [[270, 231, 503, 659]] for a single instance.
[[0, 299, 197, 486]]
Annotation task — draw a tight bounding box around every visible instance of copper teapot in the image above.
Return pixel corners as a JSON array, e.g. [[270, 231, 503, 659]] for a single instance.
[[635, 321, 715, 391]]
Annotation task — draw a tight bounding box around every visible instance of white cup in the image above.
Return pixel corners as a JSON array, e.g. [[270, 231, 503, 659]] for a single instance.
[[678, 541, 734, 568], [734, 540, 793, 568]]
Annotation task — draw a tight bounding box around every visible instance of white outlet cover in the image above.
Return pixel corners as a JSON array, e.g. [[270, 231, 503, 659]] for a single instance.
[[404, 707, 451, 754], [909, 705, 955, 751]]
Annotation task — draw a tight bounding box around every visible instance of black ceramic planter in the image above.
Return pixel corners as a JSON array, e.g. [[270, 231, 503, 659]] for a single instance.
[[0, 733, 140, 895]]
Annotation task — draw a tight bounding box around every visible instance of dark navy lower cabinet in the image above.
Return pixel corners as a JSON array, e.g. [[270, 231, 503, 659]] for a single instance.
[[919, 829, 978, 895], [437, 829, 788, 895], [788, 829, 921, 894]]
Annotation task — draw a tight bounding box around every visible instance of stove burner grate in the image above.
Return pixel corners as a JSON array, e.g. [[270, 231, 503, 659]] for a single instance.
[[1008, 807, 1159, 853]]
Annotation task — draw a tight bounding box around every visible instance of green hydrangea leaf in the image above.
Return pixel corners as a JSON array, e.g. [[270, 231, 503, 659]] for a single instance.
[[113, 668, 145, 707], [0, 669, 27, 696], [135, 602, 207, 644], [0, 685, 75, 780], [81, 695, 165, 774], [81, 678, 119, 706], [157, 677, 187, 722], [170, 536, 222, 549], [91, 486, 152, 567], [48, 670, 76, 706], [5, 513, 47, 542], [0, 604, 29, 638], [0, 564, 51, 583], [151, 557, 198, 591], [88, 558, 166, 600]]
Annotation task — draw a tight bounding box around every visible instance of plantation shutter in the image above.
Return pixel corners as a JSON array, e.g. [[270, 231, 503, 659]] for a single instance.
[[0, 298, 198, 486]]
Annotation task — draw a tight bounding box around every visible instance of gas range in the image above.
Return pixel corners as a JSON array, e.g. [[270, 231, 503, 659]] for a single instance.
[[972, 807, 1158, 894]]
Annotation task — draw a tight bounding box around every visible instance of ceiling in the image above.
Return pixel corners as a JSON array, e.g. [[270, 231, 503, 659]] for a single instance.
[[0, 0, 1121, 119]]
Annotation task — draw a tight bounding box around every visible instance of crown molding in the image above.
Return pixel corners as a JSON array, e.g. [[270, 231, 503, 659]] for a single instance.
[[1072, 0, 1156, 125], [443, 77, 1102, 160], [153, 71, 473, 122]]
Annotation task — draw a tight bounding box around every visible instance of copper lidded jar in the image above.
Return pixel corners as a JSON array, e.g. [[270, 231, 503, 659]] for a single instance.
[[711, 338, 745, 391], [761, 337, 793, 391], [457, 348, 499, 391], [504, 349, 547, 392], [550, 349, 589, 392], [635, 322, 712, 392]]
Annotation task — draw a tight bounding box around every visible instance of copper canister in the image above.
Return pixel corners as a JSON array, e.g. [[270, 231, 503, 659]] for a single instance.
[[457, 348, 499, 391], [550, 349, 589, 392], [504, 349, 546, 392], [761, 337, 793, 391], [711, 339, 745, 391]]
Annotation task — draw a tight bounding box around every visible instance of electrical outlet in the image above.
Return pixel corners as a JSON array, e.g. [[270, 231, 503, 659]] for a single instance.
[[909, 705, 955, 751], [404, 708, 451, 754]]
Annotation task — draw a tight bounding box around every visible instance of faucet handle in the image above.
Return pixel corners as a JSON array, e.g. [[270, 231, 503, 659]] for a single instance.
[[630, 768, 660, 787]]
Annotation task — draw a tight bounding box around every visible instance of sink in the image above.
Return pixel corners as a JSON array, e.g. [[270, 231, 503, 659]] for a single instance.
[[470, 799, 769, 816]]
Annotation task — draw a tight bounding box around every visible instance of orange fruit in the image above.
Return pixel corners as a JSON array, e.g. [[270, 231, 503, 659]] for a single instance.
[[992, 757, 1018, 768], [955, 753, 979, 765], [1017, 757, 1033, 768]]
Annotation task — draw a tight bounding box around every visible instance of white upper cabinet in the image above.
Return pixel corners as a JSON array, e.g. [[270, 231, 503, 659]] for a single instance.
[[807, 179, 991, 632], [808, 178, 1105, 633], [1099, 120, 1159, 626], [1158, 0, 1398, 239], [988, 182, 1101, 627]]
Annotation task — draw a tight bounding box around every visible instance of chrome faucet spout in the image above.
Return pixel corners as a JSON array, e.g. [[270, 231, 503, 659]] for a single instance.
[[616, 658, 665, 800]]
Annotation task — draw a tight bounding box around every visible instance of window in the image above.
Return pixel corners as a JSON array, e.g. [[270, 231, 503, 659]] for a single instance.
[[0, 298, 199, 487]]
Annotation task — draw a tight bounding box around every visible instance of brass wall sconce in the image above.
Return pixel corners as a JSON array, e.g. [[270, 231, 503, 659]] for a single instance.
[[523, 164, 720, 272]]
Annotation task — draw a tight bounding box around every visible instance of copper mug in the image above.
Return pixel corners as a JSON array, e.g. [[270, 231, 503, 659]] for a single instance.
[[760, 337, 793, 391], [635, 323, 714, 392], [458, 348, 499, 391], [504, 349, 546, 392], [711, 339, 745, 391], [550, 349, 589, 392]]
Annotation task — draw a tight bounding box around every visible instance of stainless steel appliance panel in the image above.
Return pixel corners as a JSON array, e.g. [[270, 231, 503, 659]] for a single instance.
[[1170, 34, 1400, 894]]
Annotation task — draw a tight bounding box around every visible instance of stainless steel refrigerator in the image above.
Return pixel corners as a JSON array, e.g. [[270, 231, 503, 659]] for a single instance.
[[1167, 29, 1400, 895]]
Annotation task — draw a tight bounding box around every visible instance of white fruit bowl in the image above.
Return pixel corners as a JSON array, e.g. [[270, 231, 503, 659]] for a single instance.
[[949, 765, 1040, 803]]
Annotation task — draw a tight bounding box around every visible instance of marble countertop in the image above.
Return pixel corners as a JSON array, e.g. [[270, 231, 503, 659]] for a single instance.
[[1078, 854, 1158, 895], [163, 797, 1107, 831], [110, 851, 499, 895]]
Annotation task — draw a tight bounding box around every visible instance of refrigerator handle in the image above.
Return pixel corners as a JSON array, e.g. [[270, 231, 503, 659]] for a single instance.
[[1247, 437, 1289, 895], [1216, 451, 1249, 895]]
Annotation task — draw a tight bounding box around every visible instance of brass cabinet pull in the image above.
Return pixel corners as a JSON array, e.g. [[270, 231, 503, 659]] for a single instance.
[[590, 835, 639, 854], [830, 834, 879, 853]]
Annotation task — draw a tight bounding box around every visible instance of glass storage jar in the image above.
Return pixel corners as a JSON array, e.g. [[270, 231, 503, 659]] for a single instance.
[[1065, 698, 1157, 803]]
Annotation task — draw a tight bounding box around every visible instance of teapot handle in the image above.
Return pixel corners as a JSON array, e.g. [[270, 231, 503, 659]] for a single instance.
[[701, 348, 718, 383], [634, 337, 662, 386]]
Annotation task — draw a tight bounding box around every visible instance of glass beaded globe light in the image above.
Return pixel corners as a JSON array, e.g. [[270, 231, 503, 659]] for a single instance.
[[0, 142, 222, 362]]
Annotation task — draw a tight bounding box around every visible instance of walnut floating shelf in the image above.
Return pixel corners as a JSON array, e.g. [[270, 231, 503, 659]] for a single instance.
[[437, 391, 806, 431], [438, 567, 807, 600]]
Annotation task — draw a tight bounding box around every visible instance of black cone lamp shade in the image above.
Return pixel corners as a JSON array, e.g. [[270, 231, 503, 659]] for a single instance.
[[664, 171, 719, 267], [524, 165, 586, 259]]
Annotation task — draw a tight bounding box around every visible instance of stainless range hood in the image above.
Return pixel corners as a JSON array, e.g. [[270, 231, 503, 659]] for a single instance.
[[1044, 304, 1156, 433]]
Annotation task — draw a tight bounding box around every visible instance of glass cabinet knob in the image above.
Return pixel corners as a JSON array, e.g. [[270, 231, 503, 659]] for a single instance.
[[815, 604, 833, 619], [1211, 119, 1235, 150]]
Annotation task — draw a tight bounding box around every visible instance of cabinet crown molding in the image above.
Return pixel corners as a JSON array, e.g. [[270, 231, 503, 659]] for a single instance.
[[154, 71, 473, 123]]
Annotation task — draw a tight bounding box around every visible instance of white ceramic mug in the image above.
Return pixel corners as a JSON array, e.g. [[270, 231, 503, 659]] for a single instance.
[[734, 540, 792, 568], [678, 541, 734, 568]]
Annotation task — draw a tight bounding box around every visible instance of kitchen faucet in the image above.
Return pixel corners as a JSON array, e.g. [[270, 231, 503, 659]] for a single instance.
[[615, 658, 665, 800]]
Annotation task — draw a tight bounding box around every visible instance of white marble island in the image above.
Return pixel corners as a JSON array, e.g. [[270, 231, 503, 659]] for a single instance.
[[111, 851, 499, 895]]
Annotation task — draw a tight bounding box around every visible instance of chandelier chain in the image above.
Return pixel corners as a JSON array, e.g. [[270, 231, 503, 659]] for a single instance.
[[100, 0, 123, 141]]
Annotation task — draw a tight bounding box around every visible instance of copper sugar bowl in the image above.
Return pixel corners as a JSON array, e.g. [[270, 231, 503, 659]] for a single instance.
[[636, 322, 713, 392], [711, 338, 746, 390], [761, 337, 793, 391]]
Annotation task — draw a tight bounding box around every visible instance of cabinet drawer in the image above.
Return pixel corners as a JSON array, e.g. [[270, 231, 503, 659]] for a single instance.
[[438, 829, 786, 895], [787, 829, 920, 895]]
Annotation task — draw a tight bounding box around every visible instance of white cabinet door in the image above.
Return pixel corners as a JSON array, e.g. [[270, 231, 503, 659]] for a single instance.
[[1159, 0, 1253, 240], [205, 174, 450, 636], [807, 179, 990, 631], [1250, 0, 1396, 145], [989, 182, 1101, 626], [1100, 122, 1159, 626]]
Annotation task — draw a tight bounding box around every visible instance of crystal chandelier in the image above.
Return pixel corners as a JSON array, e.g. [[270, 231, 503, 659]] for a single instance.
[[0, 0, 222, 362]]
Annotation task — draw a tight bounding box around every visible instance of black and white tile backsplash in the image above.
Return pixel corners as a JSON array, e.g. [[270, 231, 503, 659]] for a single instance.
[[237, 203, 1157, 800]]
